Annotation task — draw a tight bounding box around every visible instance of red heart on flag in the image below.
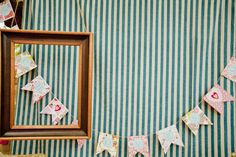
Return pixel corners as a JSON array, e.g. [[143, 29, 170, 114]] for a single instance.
[[211, 92, 219, 99], [55, 105, 61, 111]]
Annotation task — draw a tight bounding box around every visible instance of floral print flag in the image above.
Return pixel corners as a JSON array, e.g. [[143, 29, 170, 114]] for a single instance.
[[0, 0, 15, 22], [15, 52, 37, 78], [182, 106, 213, 135], [157, 125, 184, 154], [40, 98, 69, 125], [128, 135, 150, 157], [203, 84, 235, 114], [21, 76, 51, 103], [96, 132, 119, 157], [222, 57, 236, 82]]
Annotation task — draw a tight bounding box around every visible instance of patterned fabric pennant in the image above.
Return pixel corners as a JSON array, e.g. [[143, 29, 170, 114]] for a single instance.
[[72, 120, 86, 149], [222, 57, 236, 82], [22, 76, 51, 103], [96, 132, 119, 157], [127, 135, 149, 157], [0, 0, 15, 22], [40, 98, 69, 125], [15, 52, 37, 78], [182, 106, 213, 135], [157, 125, 184, 154], [203, 84, 235, 114]]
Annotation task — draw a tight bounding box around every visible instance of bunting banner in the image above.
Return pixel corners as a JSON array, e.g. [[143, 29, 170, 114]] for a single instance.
[[22, 76, 51, 103], [72, 120, 86, 149], [15, 52, 37, 78], [203, 84, 235, 114], [157, 125, 184, 154], [0, 0, 15, 22], [182, 106, 213, 135], [96, 132, 119, 157], [222, 57, 236, 82], [127, 135, 149, 157], [40, 98, 68, 125]]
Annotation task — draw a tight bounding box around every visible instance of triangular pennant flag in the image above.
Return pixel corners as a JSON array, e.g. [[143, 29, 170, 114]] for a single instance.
[[96, 132, 119, 157], [157, 125, 184, 154], [222, 57, 236, 82], [15, 52, 37, 78], [40, 98, 68, 125], [127, 135, 150, 157], [72, 120, 86, 149], [22, 76, 51, 103], [203, 84, 235, 114], [0, 0, 15, 22], [182, 106, 212, 135]]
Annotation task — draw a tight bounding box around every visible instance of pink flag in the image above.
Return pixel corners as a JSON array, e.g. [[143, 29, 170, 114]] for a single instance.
[[15, 52, 37, 78], [182, 106, 212, 135], [157, 125, 184, 154], [222, 57, 236, 82], [128, 135, 149, 157], [0, 0, 15, 22], [96, 132, 119, 157], [203, 84, 235, 114], [22, 76, 51, 104], [40, 98, 68, 125]]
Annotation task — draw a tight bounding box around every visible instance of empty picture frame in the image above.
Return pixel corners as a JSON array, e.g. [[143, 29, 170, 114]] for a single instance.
[[0, 30, 93, 140]]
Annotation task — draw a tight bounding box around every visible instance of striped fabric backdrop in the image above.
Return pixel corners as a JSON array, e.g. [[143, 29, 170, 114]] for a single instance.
[[12, 0, 236, 156]]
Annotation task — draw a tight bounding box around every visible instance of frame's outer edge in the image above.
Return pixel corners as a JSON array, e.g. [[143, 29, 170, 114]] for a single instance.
[[0, 31, 2, 136], [0, 29, 93, 36], [0, 30, 94, 140], [0, 136, 90, 140], [87, 33, 93, 139]]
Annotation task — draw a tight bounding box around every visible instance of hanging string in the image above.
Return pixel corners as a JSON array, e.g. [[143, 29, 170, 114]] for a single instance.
[[76, 0, 88, 32], [10, 0, 19, 27]]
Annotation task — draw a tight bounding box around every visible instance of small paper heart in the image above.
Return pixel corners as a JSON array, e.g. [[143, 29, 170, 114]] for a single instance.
[[211, 92, 219, 99], [55, 105, 61, 111]]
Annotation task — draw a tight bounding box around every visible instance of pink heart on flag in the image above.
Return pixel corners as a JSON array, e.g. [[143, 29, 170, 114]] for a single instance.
[[55, 105, 61, 111], [211, 92, 219, 99]]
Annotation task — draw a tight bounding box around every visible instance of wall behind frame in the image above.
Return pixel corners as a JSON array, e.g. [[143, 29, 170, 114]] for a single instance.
[[12, 0, 236, 156]]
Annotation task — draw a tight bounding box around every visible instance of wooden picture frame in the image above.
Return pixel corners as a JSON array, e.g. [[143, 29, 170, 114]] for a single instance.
[[0, 30, 93, 140]]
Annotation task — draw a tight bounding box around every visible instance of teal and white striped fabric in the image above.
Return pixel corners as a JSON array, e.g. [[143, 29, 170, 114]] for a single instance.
[[12, 0, 236, 156]]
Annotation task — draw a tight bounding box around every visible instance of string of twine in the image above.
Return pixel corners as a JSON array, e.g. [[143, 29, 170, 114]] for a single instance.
[[10, 0, 19, 27], [76, 0, 88, 32]]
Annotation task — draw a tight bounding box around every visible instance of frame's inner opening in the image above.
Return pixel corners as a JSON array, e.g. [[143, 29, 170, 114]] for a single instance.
[[14, 43, 80, 127]]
